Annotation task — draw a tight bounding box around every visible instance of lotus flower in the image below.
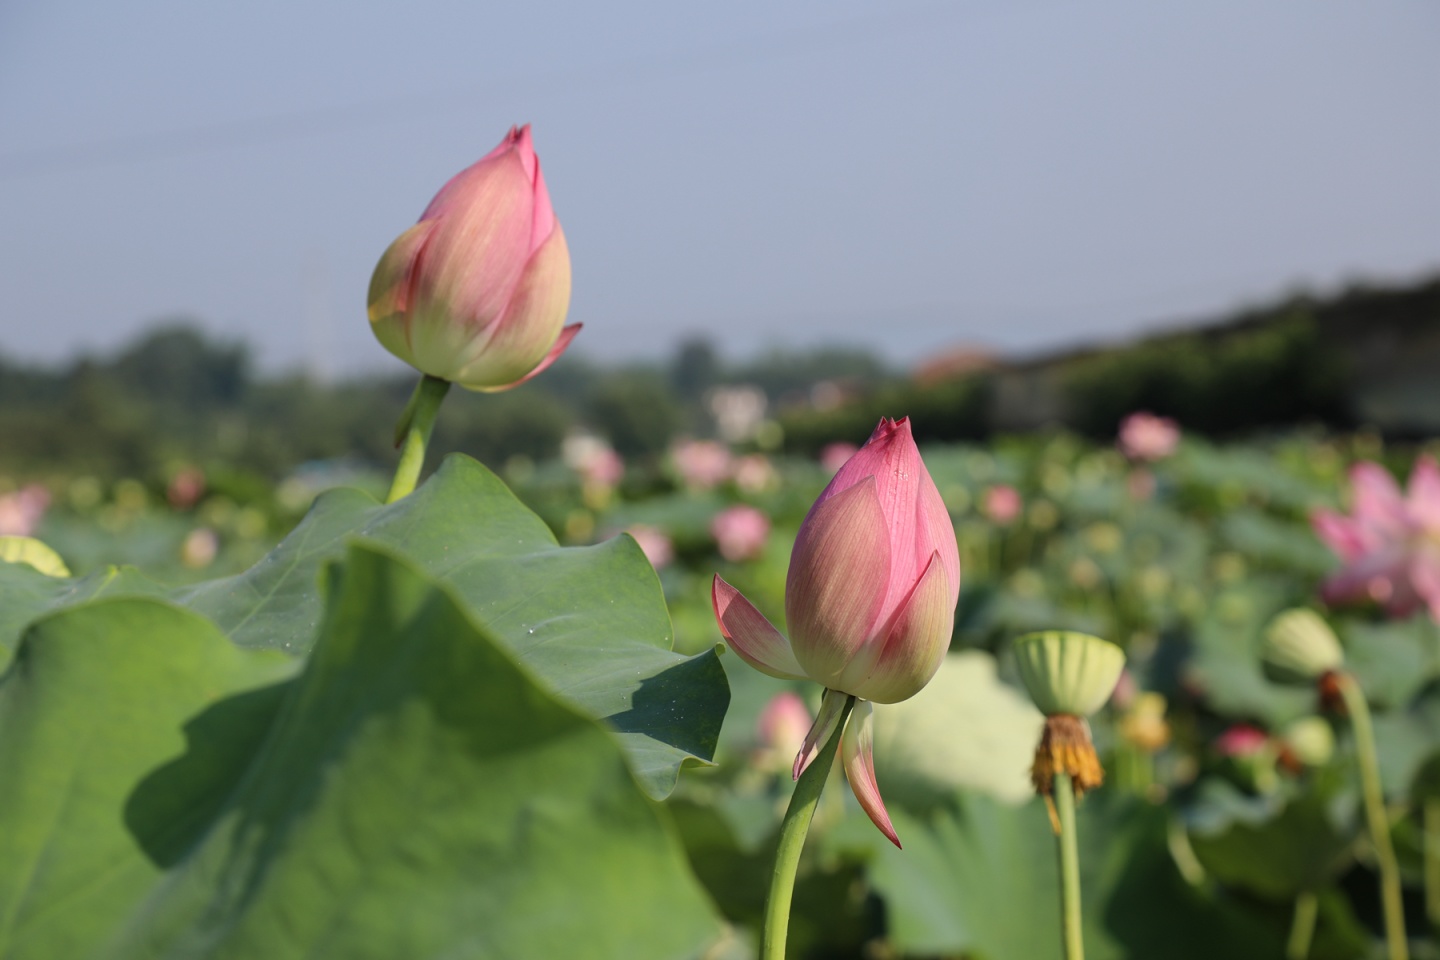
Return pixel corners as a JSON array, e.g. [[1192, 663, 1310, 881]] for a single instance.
[[753, 692, 813, 775], [1118, 412, 1180, 462], [368, 124, 579, 391], [1312, 457, 1440, 622], [982, 484, 1022, 524], [711, 504, 770, 562], [672, 440, 732, 491], [712, 417, 960, 846]]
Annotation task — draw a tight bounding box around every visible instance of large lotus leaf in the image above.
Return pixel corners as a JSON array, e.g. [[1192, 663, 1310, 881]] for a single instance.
[[0, 544, 720, 960], [1184, 581, 1313, 725], [873, 651, 1043, 808], [1341, 615, 1440, 710], [1183, 772, 1359, 899], [0, 456, 728, 799], [828, 790, 1284, 960], [0, 562, 165, 664]]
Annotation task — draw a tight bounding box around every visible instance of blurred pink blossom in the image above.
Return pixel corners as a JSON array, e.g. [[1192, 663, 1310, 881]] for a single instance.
[[180, 527, 219, 569], [711, 505, 770, 562], [820, 442, 859, 475], [672, 440, 732, 491], [167, 467, 206, 510], [754, 692, 812, 771], [1118, 412, 1180, 461], [563, 435, 624, 489], [1313, 457, 1440, 622], [0, 485, 50, 536], [624, 524, 674, 570], [732, 454, 777, 494], [982, 484, 1023, 525], [1214, 724, 1270, 758]]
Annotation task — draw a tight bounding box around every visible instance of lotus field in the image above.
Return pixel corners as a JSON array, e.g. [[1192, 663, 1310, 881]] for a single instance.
[[3, 126, 1439, 960]]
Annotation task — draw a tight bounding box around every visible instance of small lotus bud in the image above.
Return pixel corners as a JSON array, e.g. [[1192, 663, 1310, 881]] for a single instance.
[[0, 536, 70, 578], [1261, 609, 1344, 684], [1012, 630, 1125, 718]]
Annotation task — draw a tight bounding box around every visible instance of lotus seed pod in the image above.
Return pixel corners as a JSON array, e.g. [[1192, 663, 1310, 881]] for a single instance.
[[1012, 631, 1125, 717], [1262, 609, 1343, 685], [0, 536, 70, 578], [1281, 716, 1335, 768]]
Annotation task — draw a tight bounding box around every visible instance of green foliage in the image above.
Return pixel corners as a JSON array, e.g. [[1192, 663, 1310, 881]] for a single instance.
[[0, 545, 721, 959], [1064, 310, 1349, 436]]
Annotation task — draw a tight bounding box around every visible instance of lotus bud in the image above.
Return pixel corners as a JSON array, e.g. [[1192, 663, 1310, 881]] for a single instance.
[[0, 536, 70, 578], [1012, 630, 1125, 718], [1012, 631, 1125, 806], [1261, 608, 1344, 685], [711, 416, 960, 846], [368, 125, 579, 392]]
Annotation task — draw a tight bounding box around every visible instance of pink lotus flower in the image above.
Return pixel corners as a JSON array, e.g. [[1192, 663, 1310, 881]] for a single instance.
[[712, 417, 960, 847], [672, 440, 732, 491], [820, 442, 859, 475], [732, 453, 777, 494], [0, 485, 49, 537], [982, 484, 1022, 525], [753, 691, 813, 774], [368, 125, 579, 392], [1214, 723, 1270, 758], [624, 524, 674, 570], [711, 504, 770, 562], [1118, 412, 1180, 462], [1313, 457, 1440, 622]]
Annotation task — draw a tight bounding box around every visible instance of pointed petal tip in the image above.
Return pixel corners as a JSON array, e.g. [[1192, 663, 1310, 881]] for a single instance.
[[841, 701, 902, 848]]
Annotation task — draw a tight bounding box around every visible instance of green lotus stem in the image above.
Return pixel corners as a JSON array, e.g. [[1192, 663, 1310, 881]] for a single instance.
[[1335, 672, 1408, 960], [1425, 797, 1440, 928], [1286, 890, 1317, 960], [761, 695, 855, 960], [1054, 772, 1085, 960], [386, 375, 451, 504]]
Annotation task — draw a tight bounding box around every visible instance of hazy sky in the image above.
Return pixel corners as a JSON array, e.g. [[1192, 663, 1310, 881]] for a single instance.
[[2, 1, 1438, 377]]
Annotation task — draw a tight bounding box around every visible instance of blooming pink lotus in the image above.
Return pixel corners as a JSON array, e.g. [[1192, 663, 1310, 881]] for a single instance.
[[711, 504, 771, 562], [368, 125, 579, 391], [982, 484, 1022, 525], [712, 417, 960, 846], [0, 485, 50, 537], [1118, 412, 1180, 462], [1313, 457, 1440, 622]]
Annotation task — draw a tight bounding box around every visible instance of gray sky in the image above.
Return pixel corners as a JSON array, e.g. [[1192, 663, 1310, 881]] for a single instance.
[[2, 1, 1438, 377]]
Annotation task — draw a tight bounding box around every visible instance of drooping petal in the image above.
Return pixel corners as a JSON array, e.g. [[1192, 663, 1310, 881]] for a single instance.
[[793, 688, 848, 780], [712, 575, 806, 681], [786, 477, 890, 688], [449, 225, 572, 391], [841, 700, 900, 848], [840, 551, 954, 704], [480, 323, 582, 393]]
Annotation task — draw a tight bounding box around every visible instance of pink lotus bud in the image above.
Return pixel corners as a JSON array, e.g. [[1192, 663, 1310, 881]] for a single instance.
[[711, 504, 770, 562], [624, 524, 674, 570], [672, 440, 732, 491], [754, 692, 812, 771], [1213, 723, 1270, 758], [981, 484, 1022, 525], [711, 417, 960, 847], [820, 442, 859, 475], [368, 125, 580, 392], [1118, 412, 1180, 462], [0, 485, 50, 537]]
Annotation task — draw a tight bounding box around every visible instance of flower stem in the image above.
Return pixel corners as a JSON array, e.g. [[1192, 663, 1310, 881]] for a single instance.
[[761, 694, 855, 960], [1426, 797, 1440, 928], [1054, 771, 1085, 960], [386, 375, 451, 504], [1336, 672, 1408, 960], [1286, 890, 1318, 960]]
